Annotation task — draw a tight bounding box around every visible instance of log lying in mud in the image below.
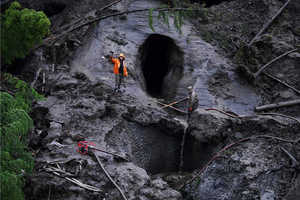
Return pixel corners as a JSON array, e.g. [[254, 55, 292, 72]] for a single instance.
[[255, 99, 300, 112]]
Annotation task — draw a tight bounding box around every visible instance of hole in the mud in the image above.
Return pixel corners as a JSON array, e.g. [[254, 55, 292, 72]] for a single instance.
[[181, 134, 216, 172], [139, 34, 183, 98], [191, 0, 233, 7], [110, 123, 216, 175], [142, 132, 216, 174], [43, 2, 66, 17]]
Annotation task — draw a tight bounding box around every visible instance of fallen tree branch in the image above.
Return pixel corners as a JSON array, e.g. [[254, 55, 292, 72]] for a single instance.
[[45, 165, 101, 192], [253, 49, 298, 78], [248, 0, 292, 46], [178, 137, 251, 190], [179, 134, 298, 190], [93, 151, 128, 200], [258, 112, 300, 124], [65, 177, 101, 192], [280, 147, 299, 167], [257, 135, 297, 143], [39, 7, 200, 47], [205, 108, 240, 119], [262, 72, 300, 95], [255, 99, 300, 112], [51, 0, 121, 35]]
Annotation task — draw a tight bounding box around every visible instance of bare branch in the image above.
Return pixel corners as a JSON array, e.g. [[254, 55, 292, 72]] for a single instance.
[[262, 72, 300, 95], [280, 147, 299, 167], [248, 0, 292, 46], [93, 152, 128, 200], [39, 7, 200, 47], [253, 49, 298, 78], [179, 134, 298, 190], [258, 112, 300, 125]]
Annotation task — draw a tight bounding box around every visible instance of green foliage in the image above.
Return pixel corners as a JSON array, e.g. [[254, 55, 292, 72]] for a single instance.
[[148, 8, 155, 32], [2, 73, 44, 112], [0, 172, 24, 200], [1, 1, 51, 65], [0, 74, 42, 200], [148, 0, 196, 33]]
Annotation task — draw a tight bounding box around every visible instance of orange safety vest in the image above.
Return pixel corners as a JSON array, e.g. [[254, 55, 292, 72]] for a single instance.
[[111, 57, 128, 76]]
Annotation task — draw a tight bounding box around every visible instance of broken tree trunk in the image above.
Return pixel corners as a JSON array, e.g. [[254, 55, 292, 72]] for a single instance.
[[248, 0, 292, 46], [255, 99, 300, 112]]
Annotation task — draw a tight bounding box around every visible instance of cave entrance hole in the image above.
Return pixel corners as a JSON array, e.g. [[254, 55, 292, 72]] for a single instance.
[[139, 34, 183, 98]]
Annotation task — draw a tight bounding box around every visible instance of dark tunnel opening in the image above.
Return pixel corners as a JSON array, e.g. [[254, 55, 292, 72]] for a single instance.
[[139, 34, 183, 98]]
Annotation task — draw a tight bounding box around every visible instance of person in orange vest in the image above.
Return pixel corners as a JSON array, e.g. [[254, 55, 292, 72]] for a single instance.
[[110, 52, 128, 92]]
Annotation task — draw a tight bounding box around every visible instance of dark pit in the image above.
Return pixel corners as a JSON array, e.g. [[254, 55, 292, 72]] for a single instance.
[[105, 122, 216, 174], [139, 34, 183, 98]]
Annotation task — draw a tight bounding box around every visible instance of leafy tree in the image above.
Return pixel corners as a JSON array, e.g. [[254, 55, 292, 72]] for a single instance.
[[1, 1, 51, 65], [0, 74, 43, 200]]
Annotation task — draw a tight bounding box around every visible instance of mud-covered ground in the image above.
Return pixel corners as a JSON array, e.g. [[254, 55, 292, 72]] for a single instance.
[[2, 0, 300, 200], [191, 0, 300, 116]]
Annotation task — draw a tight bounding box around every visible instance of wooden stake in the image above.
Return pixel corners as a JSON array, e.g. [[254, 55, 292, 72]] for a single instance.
[[255, 99, 300, 112], [161, 97, 189, 109], [156, 100, 187, 114]]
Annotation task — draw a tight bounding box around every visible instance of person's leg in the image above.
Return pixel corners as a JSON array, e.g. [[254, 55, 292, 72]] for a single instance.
[[114, 75, 118, 91], [117, 75, 121, 90], [119, 75, 123, 89]]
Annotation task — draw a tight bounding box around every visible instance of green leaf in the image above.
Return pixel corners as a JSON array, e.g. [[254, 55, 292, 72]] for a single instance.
[[148, 8, 155, 32], [163, 11, 170, 28]]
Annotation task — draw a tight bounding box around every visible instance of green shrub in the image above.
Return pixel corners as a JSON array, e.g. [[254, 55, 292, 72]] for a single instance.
[[0, 74, 43, 200], [1, 1, 51, 65]]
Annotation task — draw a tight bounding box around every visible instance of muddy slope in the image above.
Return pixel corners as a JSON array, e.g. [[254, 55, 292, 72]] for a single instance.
[[14, 0, 300, 200]]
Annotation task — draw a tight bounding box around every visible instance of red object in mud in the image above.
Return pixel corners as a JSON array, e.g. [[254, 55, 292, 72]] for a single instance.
[[77, 141, 95, 154]]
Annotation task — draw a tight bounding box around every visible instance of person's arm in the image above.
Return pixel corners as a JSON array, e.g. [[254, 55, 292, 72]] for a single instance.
[[109, 51, 117, 64]]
